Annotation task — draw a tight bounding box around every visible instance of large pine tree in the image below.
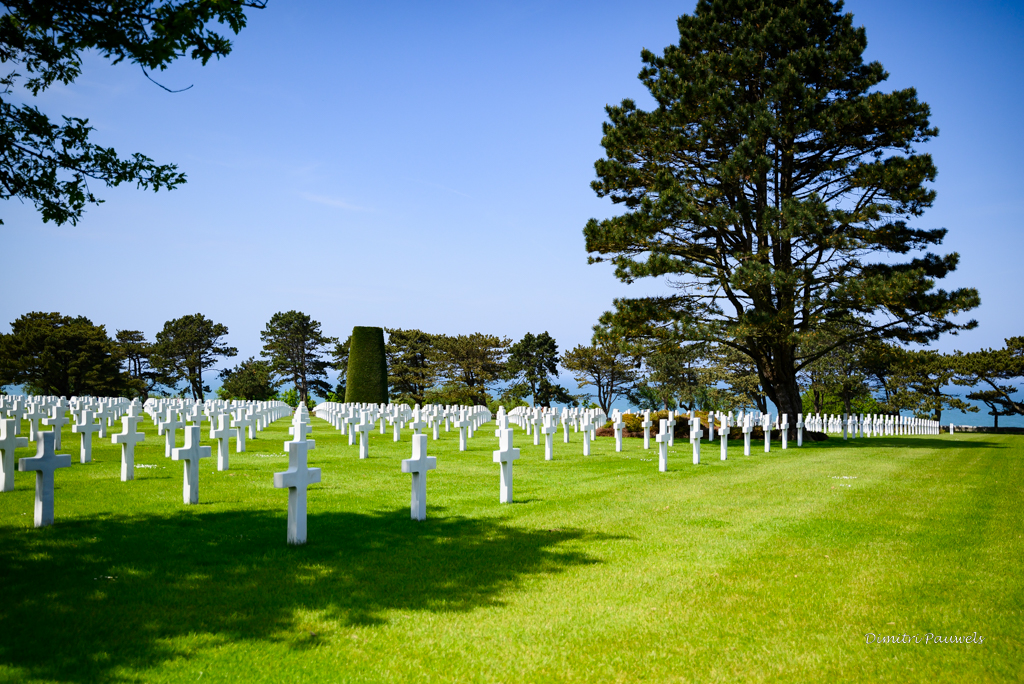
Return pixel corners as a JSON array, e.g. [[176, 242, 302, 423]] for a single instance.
[[585, 0, 979, 418], [260, 311, 336, 404]]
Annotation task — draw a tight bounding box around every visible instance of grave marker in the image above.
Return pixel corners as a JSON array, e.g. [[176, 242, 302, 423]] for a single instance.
[[541, 415, 556, 461], [112, 415, 145, 481], [42, 407, 69, 450], [401, 434, 436, 521], [171, 425, 211, 505], [656, 419, 669, 472], [17, 432, 71, 527], [273, 438, 321, 544], [72, 410, 101, 464], [0, 418, 29, 492], [690, 415, 703, 465], [719, 412, 729, 460], [356, 412, 373, 459], [210, 413, 233, 471], [493, 426, 520, 504]]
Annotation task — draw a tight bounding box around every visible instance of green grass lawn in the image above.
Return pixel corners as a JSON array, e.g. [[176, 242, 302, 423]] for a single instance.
[[1, 416, 1021, 683]]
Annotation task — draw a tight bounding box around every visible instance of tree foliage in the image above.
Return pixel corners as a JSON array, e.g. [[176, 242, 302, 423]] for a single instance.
[[330, 335, 350, 399], [507, 332, 573, 407], [561, 339, 636, 415], [0, 311, 124, 396], [151, 313, 236, 400], [954, 337, 1023, 418], [884, 348, 975, 421], [217, 356, 279, 401], [259, 310, 335, 404], [345, 326, 388, 404], [584, 0, 979, 419], [385, 328, 437, 406], [965, 389, 1016, 428], [0, 0, 267, 225], [432, 333, 510, 406], [114, 329, 164, 399]]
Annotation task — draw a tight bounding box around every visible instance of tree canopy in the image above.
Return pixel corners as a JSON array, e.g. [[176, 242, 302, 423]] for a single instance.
[[562, 339, 636, 415], [432, 333, 510, 406], [0, 0, 267, 225], [507, 332, 573, 407], [151, 313, 236, 400], [0, 311, 124, 396], [259, 310, 335, 404], [330, 335, 350, 400], [114, 329, 165, 399], [385, 328, 437, 406], [217, 356, 279, 401], [584, 0, 979, 419], [955, 337, 1023, 419]]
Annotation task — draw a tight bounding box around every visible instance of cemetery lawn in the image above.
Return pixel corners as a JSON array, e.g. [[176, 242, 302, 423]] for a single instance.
[[1, 420, 1021, 683]]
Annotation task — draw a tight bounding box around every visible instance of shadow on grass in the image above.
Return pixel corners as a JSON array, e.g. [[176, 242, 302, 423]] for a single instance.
[[0, 509, 602, 682]]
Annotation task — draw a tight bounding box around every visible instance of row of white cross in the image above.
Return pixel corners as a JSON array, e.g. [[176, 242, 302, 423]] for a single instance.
[[313, 402, 493, 456], [1, 393, 944, 539], [0, 395, 292, 526]]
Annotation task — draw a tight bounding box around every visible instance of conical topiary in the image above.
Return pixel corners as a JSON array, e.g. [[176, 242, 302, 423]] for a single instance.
[[345, 326, 388, 403]]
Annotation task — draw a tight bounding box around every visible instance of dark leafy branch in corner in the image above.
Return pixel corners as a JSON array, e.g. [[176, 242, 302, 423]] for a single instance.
[[0, 1, 268, 226]]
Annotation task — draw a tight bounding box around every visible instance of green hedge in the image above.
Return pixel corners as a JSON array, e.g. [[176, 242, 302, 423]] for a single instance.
[[345, 326, 388, 403]]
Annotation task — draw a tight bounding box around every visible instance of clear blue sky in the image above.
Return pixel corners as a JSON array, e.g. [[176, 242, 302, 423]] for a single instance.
[[4, 1, 1022, 424]]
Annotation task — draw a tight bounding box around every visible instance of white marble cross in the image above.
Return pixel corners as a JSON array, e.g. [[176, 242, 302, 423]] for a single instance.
[[612, 412, 625, 452], [656, 418, 669, 472], [171, 425, 211, 505], [190, 409, 209, 434], [453, 410, 470, 452], [210, 413, 232, 471], [762, 413, 771, 453], [273, 438, 321, 544], [356, 412, 373, 459], [401, 434, 436, 521], [690, 415, 703, 465], [24, 405, 47, 442], [112, 415, 146, 481], [580, 414, 593, 456], [409, 407, 427, 436], [719, 412, 729, 460], [231, 410, 252, 452], [642, 411, 652, 450], [666, 411, 678, 447], [493, 426, 520, 504], [780, 413, 789, 449], [742, 414, 752, 456], [287, 420, 313, 451], [392, 413, 403, 442], [18, 432, 71, 527], [796, 413, 804, 447], [541, 414, 557, 461], [159, 410, 183, 458], [94, 403, 112, 439], [43, 407, 69, 450], [0, 418, 29, 492], [72, 409, 101, 464]]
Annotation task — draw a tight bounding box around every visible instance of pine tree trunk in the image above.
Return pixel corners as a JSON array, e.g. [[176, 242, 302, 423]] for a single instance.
[[752, 343, 803, 422]]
